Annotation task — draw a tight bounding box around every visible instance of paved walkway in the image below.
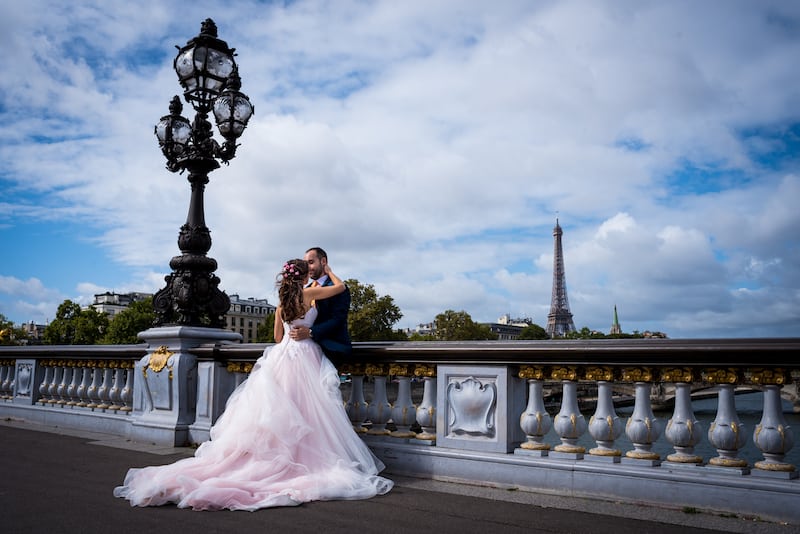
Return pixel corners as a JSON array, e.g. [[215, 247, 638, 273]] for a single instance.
[[1, 420, 795, 534]]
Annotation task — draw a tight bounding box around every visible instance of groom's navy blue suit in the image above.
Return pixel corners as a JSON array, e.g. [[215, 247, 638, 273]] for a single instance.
[[311, 277, 352, 364]]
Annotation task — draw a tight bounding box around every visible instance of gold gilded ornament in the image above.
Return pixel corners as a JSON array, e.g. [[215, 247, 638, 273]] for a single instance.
[[147, 346, 173, 373]]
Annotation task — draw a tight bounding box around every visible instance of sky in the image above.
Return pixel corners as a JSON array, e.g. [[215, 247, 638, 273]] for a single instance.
[[1, 0, 799, 339]]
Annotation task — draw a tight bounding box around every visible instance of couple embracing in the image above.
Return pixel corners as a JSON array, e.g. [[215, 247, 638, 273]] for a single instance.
[[114, 247, 393, 511], [282, 247, 351, 365]]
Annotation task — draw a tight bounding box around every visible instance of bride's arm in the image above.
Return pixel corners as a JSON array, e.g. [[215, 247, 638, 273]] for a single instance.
[[274, 307, 284, 342], [305, 265, 346, 301]]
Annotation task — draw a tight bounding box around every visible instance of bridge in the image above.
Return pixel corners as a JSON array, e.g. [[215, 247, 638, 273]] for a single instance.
[[1, 335, 799, 527]]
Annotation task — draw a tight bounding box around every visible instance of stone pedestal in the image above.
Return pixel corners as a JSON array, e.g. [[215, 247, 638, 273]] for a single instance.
[[129, 326, 241, 446], [188, 359, 239, 444], [437, 365, 526, 453], [13, 359, 44, 405]]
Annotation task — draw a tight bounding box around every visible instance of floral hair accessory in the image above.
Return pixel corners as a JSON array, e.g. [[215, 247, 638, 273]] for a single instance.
[[282, 262, 300, 279]]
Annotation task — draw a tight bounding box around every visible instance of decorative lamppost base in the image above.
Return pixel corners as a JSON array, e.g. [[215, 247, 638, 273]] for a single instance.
[[129, 325, 242, 447]]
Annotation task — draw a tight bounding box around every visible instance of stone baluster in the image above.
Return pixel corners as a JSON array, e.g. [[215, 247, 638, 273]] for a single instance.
[[342, 363, 368, 433], [414, 364, 437, 442], [76, 362, 93, 407], [86, 363, 103, 409], [0, 362, 9, 399], [3, 361, 17, 399], [586, 366, 623, 461], [38, 362, 53, 405], [235, 362, 253, 388], [623, 367, 663, 465], [704, 369, 749, 473], [750, 369, 796, 478], [119, 362, 135, 412], [517, 366, 551, 454], [65, 361, 82, 406], [389, 364, 417, 439], [47, 363, 63, 404], [96, 363, 114, 410], [56, 363, 72, 406], [366, 363, 391, 436], [108, 362, 126, 411], [7, 364, 16, 399], [223, 361, 250, 396], [663, 368, 703, 466], [551, 367, 587, 457], [3, 360, 17, 399]]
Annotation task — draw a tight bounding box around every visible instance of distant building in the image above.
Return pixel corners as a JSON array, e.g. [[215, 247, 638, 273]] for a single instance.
[[21, 321, 47, 344], [486, 322, 524, 340], [641, 330, 668, 339], [225, 294, 276, 343], [88, 292, 152, 319], [497, 314, 533, 327], [87, 291, 275, 344], [487, 314, 532, 340], [404, 323, 434, 337]]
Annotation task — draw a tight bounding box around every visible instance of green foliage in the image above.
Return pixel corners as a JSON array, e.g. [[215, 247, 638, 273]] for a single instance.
[[518, 323, 549, 340], [0, 313, 28, 345], [558, 326, 663, 339], [386, 329, 409, 341], [43, 300, 109, 345], [433, 310, 498, 341], [100, 297, 155, 344], [408, 332, 435, 341], [346, 279, 404, 341], [255, 312, 276, 343]]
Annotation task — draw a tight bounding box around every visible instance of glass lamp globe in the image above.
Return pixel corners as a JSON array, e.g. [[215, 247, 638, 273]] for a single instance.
[[174, 18, 236, 112], [213, 71, 254, 140], [155, 96, 192, 160]]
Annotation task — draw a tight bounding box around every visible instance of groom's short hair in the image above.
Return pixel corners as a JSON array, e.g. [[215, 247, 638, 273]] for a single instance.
[[306, 247, 327, 260]]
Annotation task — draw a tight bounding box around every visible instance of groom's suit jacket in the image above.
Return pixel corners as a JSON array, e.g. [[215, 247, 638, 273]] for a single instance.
[[311, 277, 352, 364]]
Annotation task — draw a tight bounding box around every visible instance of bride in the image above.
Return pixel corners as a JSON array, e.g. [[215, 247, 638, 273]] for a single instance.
[[114, 259, 393, 511]]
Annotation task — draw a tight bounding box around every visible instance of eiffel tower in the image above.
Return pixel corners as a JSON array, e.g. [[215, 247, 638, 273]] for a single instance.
[[545, 219, 576, 337]]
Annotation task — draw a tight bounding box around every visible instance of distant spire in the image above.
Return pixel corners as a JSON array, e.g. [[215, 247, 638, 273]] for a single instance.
[[610, 304, 622, 335]]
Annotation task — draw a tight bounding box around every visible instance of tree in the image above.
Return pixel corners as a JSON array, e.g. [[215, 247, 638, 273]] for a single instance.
[[518, 323, 549, 340], [255, 312, 276, 343], [0, 313, 28, 346], [44, 300, 109, 345], [433, 310, 498, 341], [346, 279, 404, 341], [408, 332, 435, 341], [101, 297, 156, 344], [563, 326, 609, 340]]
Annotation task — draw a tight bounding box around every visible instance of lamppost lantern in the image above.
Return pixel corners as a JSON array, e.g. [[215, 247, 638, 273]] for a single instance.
[[152, 19, 254, 328], [213, 68, 255, 160], [174, 18, 236, 113], [155, 96, 192, 171]]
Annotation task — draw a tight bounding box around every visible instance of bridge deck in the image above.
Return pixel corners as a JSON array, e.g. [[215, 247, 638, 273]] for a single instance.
[[1, 420, 793, 533]]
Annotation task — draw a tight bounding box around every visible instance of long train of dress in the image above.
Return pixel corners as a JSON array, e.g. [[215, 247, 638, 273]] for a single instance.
[[113, 308, 393, 511]]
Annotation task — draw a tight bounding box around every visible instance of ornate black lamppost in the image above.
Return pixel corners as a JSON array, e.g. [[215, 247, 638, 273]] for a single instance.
[[152, 19, 254, 328]]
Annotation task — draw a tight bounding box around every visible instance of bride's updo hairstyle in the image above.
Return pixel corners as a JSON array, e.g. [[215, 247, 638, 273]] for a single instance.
[[278, 259, 309, 322]]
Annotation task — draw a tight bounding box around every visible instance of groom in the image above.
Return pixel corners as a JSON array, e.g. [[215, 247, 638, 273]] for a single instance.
[[289, 247, 352, 363]]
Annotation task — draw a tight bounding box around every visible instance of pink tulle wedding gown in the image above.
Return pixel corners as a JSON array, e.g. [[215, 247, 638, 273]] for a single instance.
[[113, 307, 393, 511]]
